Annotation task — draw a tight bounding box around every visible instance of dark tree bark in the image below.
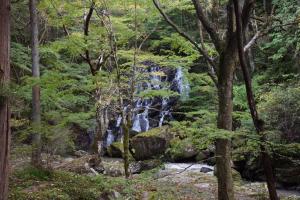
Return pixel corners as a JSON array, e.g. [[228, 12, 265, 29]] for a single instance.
[[233, 1, 278, 199], [264, 0, 272, 15], [216, 34, 238, 200], [0, 0, 11, 199], [30, 0, 42, 168]]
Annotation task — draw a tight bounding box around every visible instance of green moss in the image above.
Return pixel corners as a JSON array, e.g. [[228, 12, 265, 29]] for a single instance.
[[137, 126, 168, 138], [107, 142, 124, 157], [167, 137, 197, 161]]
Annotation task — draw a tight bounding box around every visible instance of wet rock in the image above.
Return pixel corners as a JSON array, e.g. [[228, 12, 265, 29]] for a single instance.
[[130, 159, 162, 174], [200, 167, 213, 173]]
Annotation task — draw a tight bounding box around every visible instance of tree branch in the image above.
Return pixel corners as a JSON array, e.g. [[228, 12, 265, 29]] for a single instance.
[[244, 31, 260, 52], [153, 0, 217, 74], [191, 0, 223, 53], [242, 0, 256, 29]]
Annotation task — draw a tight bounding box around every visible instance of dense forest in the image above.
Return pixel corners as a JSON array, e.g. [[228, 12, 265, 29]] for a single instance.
[[0, 0, 300, 199]]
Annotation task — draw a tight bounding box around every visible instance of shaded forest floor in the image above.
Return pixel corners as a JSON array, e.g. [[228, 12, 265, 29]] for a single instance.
[[9, 152, 300, 200]]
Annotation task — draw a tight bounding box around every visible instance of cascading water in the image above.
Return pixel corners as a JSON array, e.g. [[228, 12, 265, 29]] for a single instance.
[[132, 99, 151, 132], [102, 63, 190, 147], [173, 67, 190, 101], [159, 97, 170, 127], [105, 130, 115, 147]]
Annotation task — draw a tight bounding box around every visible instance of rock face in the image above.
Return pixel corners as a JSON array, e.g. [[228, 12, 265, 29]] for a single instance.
[[130, 127, 172, 161]]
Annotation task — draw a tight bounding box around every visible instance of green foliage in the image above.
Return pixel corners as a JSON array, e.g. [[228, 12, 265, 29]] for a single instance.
[[138, 89, 179, 98], [149, 33, 199, 62], [259, 86, 300, 142], [11, 42, 31, 73], [10, 168, 107, 200], [177, 73, 217, 115], [262, 0, 300, 62]]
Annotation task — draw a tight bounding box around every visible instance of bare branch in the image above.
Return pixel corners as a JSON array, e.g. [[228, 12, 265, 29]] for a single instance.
[[244, 31, 260, 52]]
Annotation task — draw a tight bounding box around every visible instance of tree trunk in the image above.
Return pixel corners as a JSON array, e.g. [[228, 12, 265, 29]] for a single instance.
[[122, 122, 130, 178], [216, 36, 238, 200], [0, 0, 11, 199], [233, 1, 279, 199], [30, 0, 42, 167]]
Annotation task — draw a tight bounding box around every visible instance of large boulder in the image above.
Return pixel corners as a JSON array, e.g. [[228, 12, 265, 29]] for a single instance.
[[107, 142, 123, 158], [167, 138, 198, 162], [167, 138, 213, 162], [130, 127, 172, 160]]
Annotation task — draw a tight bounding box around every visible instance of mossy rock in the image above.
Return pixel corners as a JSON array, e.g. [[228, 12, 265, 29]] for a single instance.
[[131, 127, 172, 161], [167, 138, 198, 162], [107, 142, 134, 161], [107, 142, 124, 158]]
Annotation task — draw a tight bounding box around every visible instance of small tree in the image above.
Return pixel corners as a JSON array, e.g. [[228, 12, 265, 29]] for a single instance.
[[29, 0, 42, 168]]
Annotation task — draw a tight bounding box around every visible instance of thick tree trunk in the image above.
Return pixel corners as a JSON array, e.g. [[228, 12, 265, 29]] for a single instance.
[[30, 0, 42, 167], [0, 0, 11, 199], [216, 36, 238, 200]]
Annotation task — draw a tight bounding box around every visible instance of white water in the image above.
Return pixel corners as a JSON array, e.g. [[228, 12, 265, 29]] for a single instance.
[[174, 67, 190, 100], [105, 66, 190, 138], [163, 163, 214, 175], [106, 130, 115, 147], [116, 115, 122, 127], [132, 100, 150, 132]]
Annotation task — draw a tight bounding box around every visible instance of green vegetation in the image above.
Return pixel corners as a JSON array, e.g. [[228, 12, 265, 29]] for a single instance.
[[4, 0, 300, 199]]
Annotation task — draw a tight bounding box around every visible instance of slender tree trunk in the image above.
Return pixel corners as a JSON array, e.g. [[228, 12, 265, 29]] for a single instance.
[[0, 0, 11, 199], [30, 0, 42, 167], [233, 1, 278, 199], [216, 38, 238, 200]]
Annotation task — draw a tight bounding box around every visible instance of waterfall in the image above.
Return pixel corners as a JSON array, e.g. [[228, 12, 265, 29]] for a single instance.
[[150, 66, 161, 90], [132, 99, 150, 133], [174, 67, 190, 100], [159, 97, 169, 127], [116, 115, 122, 127], [105, 130, 114, 147], [103, 63, 190, 147]]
